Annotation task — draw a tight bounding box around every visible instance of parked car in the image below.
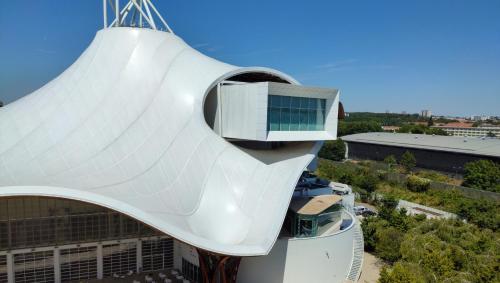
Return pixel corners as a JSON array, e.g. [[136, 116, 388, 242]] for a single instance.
[[354, 206, 368, 215], [354, 205, 376, 216]]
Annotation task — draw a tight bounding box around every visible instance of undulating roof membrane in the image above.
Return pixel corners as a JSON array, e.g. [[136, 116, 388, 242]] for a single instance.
[[0, 27, 320, 256]]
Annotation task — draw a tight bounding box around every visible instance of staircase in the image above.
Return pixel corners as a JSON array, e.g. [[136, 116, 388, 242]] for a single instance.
[[346, 221, 364, 282]]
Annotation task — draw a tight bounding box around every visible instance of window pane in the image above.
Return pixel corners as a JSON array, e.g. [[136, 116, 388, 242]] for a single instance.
[[269, 95, 281, 107], [290, 109, 300, 130], [280, 108, 290, 131], [281, 96, 291, 108], [269, 108, 280, 131], [300, 97, 309, 109], [316, 109, 325, 130], [308, 98, 316, 109], [290, 97, 300, 108], [299, 109, 308, 131], [320, 99, 326, 110], [308, 110, 317, 131]]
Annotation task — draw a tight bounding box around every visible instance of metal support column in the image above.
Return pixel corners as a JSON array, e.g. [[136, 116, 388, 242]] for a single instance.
[[115, 0, 120, 26], [103, 0, 107, 28], [136, 240, 143, 273], [54, 248, 61, 283], [6, 253, 14, 283], [97, 244, 104, 279]]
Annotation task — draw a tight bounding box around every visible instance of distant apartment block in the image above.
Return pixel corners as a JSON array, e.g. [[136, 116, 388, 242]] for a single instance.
[[432, 122, 500, 138], [470, 115, 491, 121], [420, 109, 432, 118]]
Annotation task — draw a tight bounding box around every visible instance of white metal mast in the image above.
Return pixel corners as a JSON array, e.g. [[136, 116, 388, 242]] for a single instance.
[[103, 0, 174, 33]]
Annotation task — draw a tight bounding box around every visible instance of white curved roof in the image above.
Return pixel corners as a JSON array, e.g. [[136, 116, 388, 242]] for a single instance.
[[0, 27, 319, 256]]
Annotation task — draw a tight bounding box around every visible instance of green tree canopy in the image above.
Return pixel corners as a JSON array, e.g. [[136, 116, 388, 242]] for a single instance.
[[427, 116, 434, 127], [338, 121, 382, 136], [318, 139, 346, 161], [400, 151, 416, 173], [462, 160, 500, 192], [383, 155, 397, 169], [397, 124, 448, 136]]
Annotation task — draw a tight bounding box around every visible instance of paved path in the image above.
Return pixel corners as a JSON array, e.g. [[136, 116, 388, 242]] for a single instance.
[[358, 252, 383, 283]]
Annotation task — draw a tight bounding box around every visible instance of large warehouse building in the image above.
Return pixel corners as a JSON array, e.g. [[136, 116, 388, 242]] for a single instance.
[[343, 132, 500, 173], [0, 1, 362, 283]]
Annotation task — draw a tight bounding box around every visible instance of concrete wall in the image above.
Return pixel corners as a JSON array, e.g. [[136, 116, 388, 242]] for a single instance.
[[238, 216, 355, 283]]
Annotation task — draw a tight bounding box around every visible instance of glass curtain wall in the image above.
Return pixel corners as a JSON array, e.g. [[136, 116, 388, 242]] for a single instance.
[[267, 95, 326, 131], [14, 251, 55, 283], [0, 255, 7, 283], [182, 258, 201, 283], [60, 246, 98, 282], [0, 197, 161, 251], [142, 238, 174, 272], [103, 243, 137, 277]]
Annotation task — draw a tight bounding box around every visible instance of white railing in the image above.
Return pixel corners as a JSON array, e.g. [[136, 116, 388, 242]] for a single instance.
[[346, 221, 364, 282]]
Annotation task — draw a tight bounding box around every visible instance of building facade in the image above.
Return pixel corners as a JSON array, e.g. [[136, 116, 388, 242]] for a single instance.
[[433, 125, 500, 138], [0, 1, 359, 282], [420, 109, 431, 118]]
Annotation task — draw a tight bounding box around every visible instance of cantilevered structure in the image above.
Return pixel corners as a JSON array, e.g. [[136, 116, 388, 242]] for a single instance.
[[0, 1, 360, 283]]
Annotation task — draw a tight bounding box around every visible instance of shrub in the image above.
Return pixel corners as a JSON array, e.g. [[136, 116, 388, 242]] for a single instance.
[[415, 170, 452, 183], [318, 139, 346, 161], [462, 160, 500, 192], [406, 175, 431, 192], [379, 262, 427, 283], [375, 226, 404, 262], [358, 173, 379, 193]]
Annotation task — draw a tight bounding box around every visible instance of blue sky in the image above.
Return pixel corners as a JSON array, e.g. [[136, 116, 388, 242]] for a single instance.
[[0, 0, 499, 116]]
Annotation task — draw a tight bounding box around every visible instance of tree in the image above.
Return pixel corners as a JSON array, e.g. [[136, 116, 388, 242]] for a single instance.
[[378, 195, 399, 221], [427, 116, 434, 127], [338, 121, 382, 136], [384, 155, 397, 170], [361, 216, 382, 252], [462, 160, 500, 192], [487, 131, 496, 138], [397, 123, 448, 136], [375, 226, 404, 262], [400, 151, 416, 173], [318, 139, 346, 161]]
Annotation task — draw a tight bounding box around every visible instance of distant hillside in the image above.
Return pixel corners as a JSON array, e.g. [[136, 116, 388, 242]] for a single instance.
[[345, 112, 457, 126], [338, 112, 453, 136]]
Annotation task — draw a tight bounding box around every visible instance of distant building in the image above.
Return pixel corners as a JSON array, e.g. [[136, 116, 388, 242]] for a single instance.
[[420, 109, 432, 118], [342, 133, 500, 173], [470, 115, 490, 121], [432, 122, 500, 138], [382, 126, 400, 132]]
